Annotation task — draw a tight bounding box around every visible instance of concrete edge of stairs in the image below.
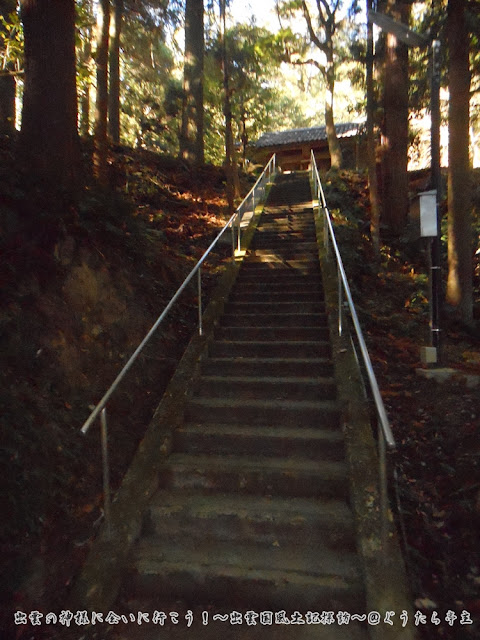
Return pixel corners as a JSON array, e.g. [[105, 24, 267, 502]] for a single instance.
[[313, 196, 420, 640], [66, 186, 269, 614]]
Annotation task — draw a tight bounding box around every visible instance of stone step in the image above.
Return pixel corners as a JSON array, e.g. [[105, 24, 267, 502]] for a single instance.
[[252, 230, 317, 242], [220, 313, 327, 328], [184, 396, 339, 428], [230, 291, 323, 303], [174, 423, 344, 460], [250, 243, 318, 254], [244, 256, 319, 270], [202, 357, 334, 378], [160, 454, 349, 499], [208, 339, 331, 359], [234, 274, 322, 288], [224, 301, 325, 314], [146, 491, 356, 550], [129, 538, 364, 611], [216, 325, 330, 341], [238, 262, 320, 275], [194, 374, 336, 400]]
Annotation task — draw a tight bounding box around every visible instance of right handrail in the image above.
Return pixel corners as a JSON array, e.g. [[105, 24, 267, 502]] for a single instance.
[[310, 150, 395, 556], [310, 150, 395, 448]]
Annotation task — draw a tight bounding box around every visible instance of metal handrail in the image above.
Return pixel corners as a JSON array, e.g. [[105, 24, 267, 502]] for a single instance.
[[310, 150, 394, 556], [80, 154, 277, 530], [310, 150, 395, 448]]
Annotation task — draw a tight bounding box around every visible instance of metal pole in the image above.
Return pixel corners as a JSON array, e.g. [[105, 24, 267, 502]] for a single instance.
[[430, 39, 442, 362], [237, 208, 241, 253], [323, 205, 329, 257], [338, 266, 343, 336], [198, 267, 203, 336], [378, 425, 388, 559], [100, 408, 111, 536]]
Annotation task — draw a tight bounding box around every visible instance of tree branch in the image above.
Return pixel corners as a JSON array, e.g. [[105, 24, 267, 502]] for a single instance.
[[0, 69, 24, 76], [301, 0, 328, 54]]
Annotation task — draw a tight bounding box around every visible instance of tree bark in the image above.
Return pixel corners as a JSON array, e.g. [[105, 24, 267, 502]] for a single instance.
[[180, 0, 204, 164], [380, 0, 410, 235], [19, 0, 79, 198], [324, 55, 342, 170], [79, 0, 93, 137], [0, 0, 17, 134], [446, 0, 473, 325], [300, 0, 342, 170], [366, 0, 381, 257], [94, 0, 110, 185], [220, 0, 238, 213], [108, 0, 123, 145], [0, 73, 15, 135]]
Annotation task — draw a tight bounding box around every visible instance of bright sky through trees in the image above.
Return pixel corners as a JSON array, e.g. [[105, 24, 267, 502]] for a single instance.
[[230, 0, 277, 27]]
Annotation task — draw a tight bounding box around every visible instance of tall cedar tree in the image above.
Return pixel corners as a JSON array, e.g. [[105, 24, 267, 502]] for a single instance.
[[0, 0, 17, 134], [108, 0, 123, 145], [379, 0, 409, 234], [180, 0, 204, 164], [366, 0, 380, 256], [79, 0, 94, 137], [19, 0, 79, 202], [220, 0, 239, 213], [446, 0, 473, 325], [94, 0, 110, 185], [300, 0, 342, 169]]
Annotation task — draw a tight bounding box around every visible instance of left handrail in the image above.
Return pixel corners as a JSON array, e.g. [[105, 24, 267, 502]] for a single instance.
[[79, 154, 277, 532]]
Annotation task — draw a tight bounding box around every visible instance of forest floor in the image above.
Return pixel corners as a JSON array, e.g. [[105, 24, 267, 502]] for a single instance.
[[0, 140, 479, 640]]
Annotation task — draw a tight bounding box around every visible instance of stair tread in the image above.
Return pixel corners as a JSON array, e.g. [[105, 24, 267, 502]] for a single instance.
[[197, 374, 335, 385], [188, 396, 339, 411], [167, 453, 347, 475], [178, 423, 343, 440], [133, 538, 362, 582], [150, 490, 353, 523]]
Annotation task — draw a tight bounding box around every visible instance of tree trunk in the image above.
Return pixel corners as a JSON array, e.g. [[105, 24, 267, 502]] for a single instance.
[[220, 0, 236, 213], [180, 0, 204, 164], [380, 0, 409, 235], [366, 0, 381, 257], [0, 73, 15, 135], [0, 0, 17, 134], [19, 0, 79, 199], [108, 0, 123, 145], [94, 0, 110, 185], [79, 0, 93, 137], [446, 0, 473, 325], [324, 57, 342, 170]]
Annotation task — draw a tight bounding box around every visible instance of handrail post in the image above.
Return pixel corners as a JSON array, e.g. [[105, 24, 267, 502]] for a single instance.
[[100, 408, 111, 537], [252, 187, 255, 216], [324, 207, 329, 258], [237, 207, 241, 253], [338, 266, 343, 336], [198, 267, 203, 336], [379, 425, 388, 559]]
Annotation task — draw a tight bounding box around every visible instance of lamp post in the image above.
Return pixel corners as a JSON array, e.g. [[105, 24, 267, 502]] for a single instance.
[[369, 11, 442, 363]]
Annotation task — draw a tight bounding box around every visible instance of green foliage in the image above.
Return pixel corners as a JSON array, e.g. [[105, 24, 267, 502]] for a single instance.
[[203, 21, 311, 164], [0, 6, 23, 72], [120, 12, 180, 152]]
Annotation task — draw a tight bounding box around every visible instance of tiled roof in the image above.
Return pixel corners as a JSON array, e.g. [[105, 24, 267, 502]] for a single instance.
[[255, 122, 361, 148]]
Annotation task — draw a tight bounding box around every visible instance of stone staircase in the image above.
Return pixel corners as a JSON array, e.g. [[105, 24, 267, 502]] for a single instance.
[[117, 173, 368, 637]]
